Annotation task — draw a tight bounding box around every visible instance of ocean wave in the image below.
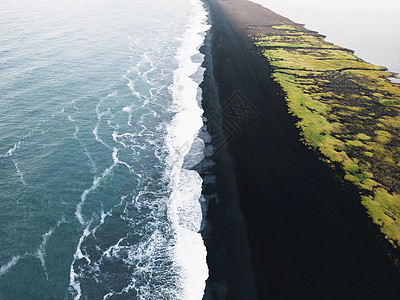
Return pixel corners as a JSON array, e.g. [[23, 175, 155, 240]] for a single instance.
[[0, 256, 23, 278], [73, 125, 97, 174], [75, 148, 118, 225], [164, 0, 211, 298], [92, 93, 115, 149], [69, 223, 92, 300], [0, 217, 65, 280], [69, 189, 176, 299], [70, 196, 127, 298], [12, 158, 27, 186], [35, 218, 65, 280], [64, 0, 210, 298], [182, 137, 205, 169]]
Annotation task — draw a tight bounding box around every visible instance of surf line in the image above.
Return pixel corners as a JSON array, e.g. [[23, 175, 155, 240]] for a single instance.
[[164, 0, 211, 298]]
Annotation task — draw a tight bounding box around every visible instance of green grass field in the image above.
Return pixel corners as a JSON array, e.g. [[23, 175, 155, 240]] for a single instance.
[[252, 24, 400, 247]]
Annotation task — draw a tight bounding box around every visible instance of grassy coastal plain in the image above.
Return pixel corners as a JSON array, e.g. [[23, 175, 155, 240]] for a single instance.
[[203, 0, 400, 297], [250, 23, 400, 247]]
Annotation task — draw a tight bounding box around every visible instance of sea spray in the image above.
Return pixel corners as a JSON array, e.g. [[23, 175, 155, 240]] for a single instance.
[[165, 0, 211, 298]]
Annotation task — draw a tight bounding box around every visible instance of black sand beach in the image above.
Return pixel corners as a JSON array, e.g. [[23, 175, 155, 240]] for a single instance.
[[200, 0, 400, 299]]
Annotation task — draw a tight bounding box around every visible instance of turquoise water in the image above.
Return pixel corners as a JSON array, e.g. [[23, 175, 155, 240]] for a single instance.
[[0, 0, 209, 298]]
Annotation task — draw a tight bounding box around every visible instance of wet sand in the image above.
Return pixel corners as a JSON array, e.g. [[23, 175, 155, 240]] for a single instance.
[[200, 0, 400, 299]]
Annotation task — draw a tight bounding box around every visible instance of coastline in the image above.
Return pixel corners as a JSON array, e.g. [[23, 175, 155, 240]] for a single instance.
[[201, 0, 400, 298], [199, 7, 256, 298], [249, 0, 400, 75]]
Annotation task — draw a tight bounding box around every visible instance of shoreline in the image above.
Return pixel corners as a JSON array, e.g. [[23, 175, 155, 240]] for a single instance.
[[200, 0, 400, 298], [199, 8, 256, 298], [248, 0, 400, 75]]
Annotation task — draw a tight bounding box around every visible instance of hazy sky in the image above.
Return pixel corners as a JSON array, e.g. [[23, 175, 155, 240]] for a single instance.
[[251, 0, 400, 74]]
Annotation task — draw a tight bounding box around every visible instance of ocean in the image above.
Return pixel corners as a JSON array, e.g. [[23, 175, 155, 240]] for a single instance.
[[0, 0, 210, 299]]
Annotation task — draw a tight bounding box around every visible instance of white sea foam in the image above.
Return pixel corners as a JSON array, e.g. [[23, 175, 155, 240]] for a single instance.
[[70, 223, 92, 300], [182, 137, 205, 169], [122, 106, 132, 113], [165, 0, 210, 298], [124, 71, 144, 100], [70, 196, 128, 299], [102, 237, 125, 259], [65, 1, 210, 297], [102, 280, 136, 300], [113, 147, 131, 169], [73, 125, 97, 174], [142, 51, 157, 85], [175, 169, 204, 232], [76, 226, 92, 264], [0, 255, 23, 277], [75, 149, 118, 225], [0, 217, 65, 281], [91, 211, 112, 238], [92, 196, 126, 239], [93, 126, 110, 148], [111, 131, 148, 159], [71, 148, 125, 298], [73, 125, 79, 140], [12, 159, 27, 186], [92, 92, 115, 149], [0, 141, 23, 158], [35, 226, 56, 280], [122, 105, 134, 126]]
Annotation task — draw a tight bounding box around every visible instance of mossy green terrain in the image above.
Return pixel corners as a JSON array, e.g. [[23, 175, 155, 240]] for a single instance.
[[250, 24, 400, 247]]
